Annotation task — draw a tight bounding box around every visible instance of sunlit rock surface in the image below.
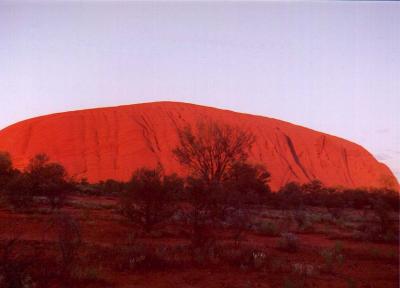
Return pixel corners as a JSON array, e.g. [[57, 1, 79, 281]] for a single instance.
[[0, 102, 397, 191]]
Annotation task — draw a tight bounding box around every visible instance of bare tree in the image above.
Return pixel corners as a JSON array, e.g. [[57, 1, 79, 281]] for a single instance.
[[173, 121, 255, 184], [173, 121, 270, 250]]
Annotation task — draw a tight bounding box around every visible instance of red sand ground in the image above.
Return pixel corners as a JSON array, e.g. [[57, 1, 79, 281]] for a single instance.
[[0, 195, 398, 288], [0, 102, 398, 191]]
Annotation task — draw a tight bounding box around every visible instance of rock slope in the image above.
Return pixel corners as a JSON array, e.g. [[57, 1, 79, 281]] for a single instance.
[[0, 102, 397, 191]]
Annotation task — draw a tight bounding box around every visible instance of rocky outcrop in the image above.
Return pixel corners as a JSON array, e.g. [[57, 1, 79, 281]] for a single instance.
[[0, 102, 397, 191]]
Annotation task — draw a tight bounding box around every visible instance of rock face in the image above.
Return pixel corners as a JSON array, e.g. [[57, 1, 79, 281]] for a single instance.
[[0, 102, 397, 191]]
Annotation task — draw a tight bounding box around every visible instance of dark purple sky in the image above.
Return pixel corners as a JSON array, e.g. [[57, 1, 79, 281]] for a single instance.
[[0, 1, 399, 179]]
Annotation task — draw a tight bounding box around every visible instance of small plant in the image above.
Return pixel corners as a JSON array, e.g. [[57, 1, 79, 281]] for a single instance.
[[220, 245, 267, 270], [293, 209, 307, 227], [371, 199, 391, 234], [292, 209, 316, 233], [320, 242, 345, 273], [0, 236, 38, 288], [125, 232, 138, 246], [80, 208, 91, 222], [192, 240, 218, 266], [387, 250, 397, 259], [297, 220, 314, 233], [334, 241, 343, 254], [50, 213, 82, 276], [257, 221, 279, 236], [277, 233, 299, 253], [327, 207, 342, 220], [270, 257, 286, 273], [336, 253, 344, 265], [283, 277, 304, 288], [283, 278, 296, 288], [115, 244, 169, 271], [346, 277, 357, 288], [381, 230, 398, 243], [292, 262, 317, 277], [308, 213, 323, 223], [370, 247, 380, 259], [320, 249, 334, 271], [252, 250, 267, 269], [72, 266, 99, 281]]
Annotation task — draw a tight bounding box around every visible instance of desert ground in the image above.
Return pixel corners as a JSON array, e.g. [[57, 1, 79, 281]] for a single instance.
[[1, 193, 398, 288]]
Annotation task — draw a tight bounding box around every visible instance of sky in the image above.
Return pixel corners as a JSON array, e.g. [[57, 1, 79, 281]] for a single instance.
[[0, 1, 399, 179]]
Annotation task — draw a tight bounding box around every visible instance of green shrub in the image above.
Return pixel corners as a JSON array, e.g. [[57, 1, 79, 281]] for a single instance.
[[4, 173, 34, 210], [120, 168, 178, 233]]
